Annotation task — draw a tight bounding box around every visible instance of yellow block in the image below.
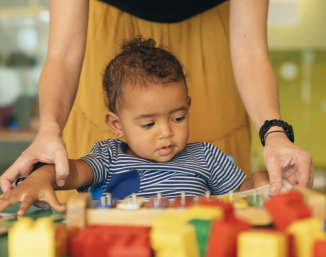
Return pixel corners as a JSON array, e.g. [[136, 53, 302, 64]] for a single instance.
[[9, 217, 55, 257], [151, 223, 199, 257], [287, 217, 326, 257], [183, 205, 224, 221], [151, 205, 223, 230], [150, 206, 222, 257], [238, 230, 287, 257]]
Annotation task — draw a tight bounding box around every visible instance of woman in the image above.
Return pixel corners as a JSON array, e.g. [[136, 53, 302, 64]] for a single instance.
[[0, 0, 313, 197]]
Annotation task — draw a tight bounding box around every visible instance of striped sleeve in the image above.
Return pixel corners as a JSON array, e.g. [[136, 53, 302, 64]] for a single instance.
[[77, 141, 112, 192], [203, 143, 246, 195]]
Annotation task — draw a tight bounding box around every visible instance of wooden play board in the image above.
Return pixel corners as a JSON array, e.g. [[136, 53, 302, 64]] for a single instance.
[[66, 182, 297, 228]]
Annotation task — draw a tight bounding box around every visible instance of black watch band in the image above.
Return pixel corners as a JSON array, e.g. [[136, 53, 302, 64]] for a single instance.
[[259, 119, 294, 146]]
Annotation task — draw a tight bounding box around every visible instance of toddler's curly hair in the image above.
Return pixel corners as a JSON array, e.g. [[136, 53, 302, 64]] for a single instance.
[[103, 36, 187, 113]]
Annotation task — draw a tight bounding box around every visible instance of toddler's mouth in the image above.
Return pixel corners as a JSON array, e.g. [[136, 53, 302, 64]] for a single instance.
[[157, 145, 174, 155]]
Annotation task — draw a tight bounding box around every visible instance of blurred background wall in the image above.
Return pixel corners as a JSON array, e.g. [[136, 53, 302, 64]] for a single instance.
[[0, 0, 48, 173], [0, 0, 325, 187]]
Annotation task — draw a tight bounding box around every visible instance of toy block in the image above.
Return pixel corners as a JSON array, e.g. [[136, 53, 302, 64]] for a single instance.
[[66, 193, 92, 228], [287, 217, 326, 257], [206, 216, 251, 257], [9, 217, 55, 257], [237, 230, 288, 257], [282, 232, 296, 257], [71, 226, 112, 257], [184, 205, 223, 221], [151, 212, 190, 230], [314, 240, 326, 257], [70, 225, 151, 257], [55, 224, 69, 256], [264, 191, 311, 230], [292, 186, 326, 220], [197, 197, 234, 218], [151, 219, 199, 257], [109, 231, 151, 257], [188, 219, 212, 257], [55, 224, 80, 257], [150, 207, 223, 257]]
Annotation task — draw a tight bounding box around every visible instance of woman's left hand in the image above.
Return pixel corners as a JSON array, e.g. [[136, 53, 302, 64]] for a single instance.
[[263, 132, 314, 194]]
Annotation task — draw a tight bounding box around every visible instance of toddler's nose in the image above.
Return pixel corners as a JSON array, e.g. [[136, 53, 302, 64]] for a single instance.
[[159, 123, 173, 139]]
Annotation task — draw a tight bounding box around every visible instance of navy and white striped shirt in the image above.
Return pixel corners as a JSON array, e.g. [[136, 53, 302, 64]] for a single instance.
[[78, 139, 246, 200]]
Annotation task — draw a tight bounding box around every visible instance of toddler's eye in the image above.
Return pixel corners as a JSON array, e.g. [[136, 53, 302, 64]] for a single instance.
[[141, 122, 155, 128], [172, 116, 185, 123]]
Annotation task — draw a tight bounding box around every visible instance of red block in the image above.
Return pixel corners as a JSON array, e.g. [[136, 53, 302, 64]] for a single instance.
[[70, 225, 151, 257], [314, 240, 326, 257], [109, 232, 151, 257], [206, 216, 251, 257], [264, 191, 311, 230], [286, 232, 295, 257], [197, 197, 234, 219]]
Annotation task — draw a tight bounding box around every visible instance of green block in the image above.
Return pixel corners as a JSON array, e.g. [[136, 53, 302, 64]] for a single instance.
[[188, 219, 212, 257]]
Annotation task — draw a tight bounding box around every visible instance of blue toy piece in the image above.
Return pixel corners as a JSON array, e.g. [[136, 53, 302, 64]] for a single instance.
[[226, 154, 235, 164], [90, 187, 103, 201]]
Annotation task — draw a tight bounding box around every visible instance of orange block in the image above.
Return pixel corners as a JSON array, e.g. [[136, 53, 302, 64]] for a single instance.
[[206, 217, 250, 257], [264, 191, 311, 230]]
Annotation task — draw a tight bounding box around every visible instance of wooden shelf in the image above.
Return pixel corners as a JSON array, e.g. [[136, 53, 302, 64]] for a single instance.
[[0, 129, 37, 142]]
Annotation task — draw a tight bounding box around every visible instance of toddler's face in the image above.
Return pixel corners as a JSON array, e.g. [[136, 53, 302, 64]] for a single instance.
[[116, 81, 190, 162]]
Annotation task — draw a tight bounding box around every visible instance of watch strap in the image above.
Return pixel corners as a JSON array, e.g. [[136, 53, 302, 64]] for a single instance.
[[259, 119, 294, 146]]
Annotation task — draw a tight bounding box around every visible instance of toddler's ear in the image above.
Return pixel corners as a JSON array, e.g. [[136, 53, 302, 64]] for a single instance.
[[105, 112, 124, 138]]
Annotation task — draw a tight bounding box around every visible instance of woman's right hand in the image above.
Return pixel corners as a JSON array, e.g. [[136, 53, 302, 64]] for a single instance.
[[0, 131, 69, 193]]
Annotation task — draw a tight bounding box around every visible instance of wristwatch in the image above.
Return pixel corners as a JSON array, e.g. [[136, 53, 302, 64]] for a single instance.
[[259, 119, 294, 146]]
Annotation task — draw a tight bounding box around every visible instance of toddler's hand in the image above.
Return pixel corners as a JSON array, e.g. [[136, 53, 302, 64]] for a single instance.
[[253, 170, 270, 188], [0, 177, 65, 216]]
